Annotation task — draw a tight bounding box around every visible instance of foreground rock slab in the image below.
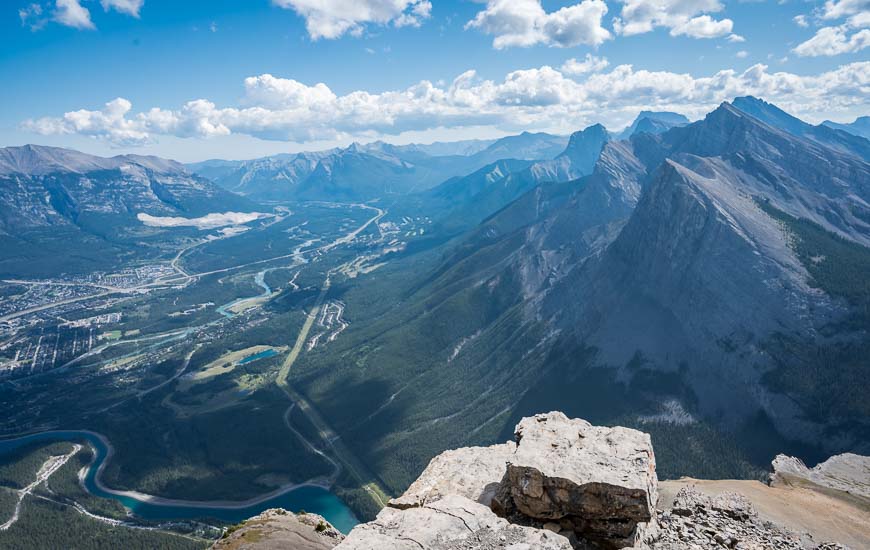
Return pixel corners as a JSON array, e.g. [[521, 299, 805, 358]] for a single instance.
[[213, 413, 867, 550], [389, 442, 517, 510], [491, 412, 658, 549], [337, 494, 572, 549]]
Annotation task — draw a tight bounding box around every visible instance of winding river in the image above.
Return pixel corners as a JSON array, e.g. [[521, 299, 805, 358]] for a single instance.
[[0, 430, 359, 533], [216, 269, 273, 318]]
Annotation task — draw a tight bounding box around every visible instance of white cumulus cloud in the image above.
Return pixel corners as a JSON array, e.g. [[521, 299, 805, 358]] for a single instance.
[[272, 0, 432, 39], [613, 0, 733, 39], [561, 54, 610, 75], [465, 0, 611, 49], [820, 0, 870, 20], [100, 0, 144, 17], [54, 0, 95, 30], [793, 11, 870, 56]]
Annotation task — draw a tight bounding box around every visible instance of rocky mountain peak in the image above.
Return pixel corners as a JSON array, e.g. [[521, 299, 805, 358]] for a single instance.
[[549, 123, 611, 177], [619, 111, 690, 139], [729, 96, 870, 161]]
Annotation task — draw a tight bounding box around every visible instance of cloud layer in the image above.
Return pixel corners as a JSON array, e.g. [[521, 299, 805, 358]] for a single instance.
[[23, 61, 870, 146], [613, 0, 734, 39], [272, 0, 432, 39], [465, 0, 611, 49], [20, 0, 144, 31], [793, 11, 870, 57]]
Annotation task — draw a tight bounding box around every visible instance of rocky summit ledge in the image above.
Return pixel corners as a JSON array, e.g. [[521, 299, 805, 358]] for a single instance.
[[212, 509, 344, 550], [213, 412, 868, 550]]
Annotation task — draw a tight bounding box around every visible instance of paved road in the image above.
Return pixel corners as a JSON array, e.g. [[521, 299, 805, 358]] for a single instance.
[[275, 207, 392, 510]]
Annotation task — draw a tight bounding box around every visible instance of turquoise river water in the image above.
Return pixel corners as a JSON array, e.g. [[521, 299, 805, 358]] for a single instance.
[[0, 430, 359, 533]]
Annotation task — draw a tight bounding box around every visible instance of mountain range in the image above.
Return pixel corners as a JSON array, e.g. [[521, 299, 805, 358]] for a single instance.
[[2, 96, 868, 490], [186, 132, 569, 202], [823, 116, 870, 140], [286, 97, 870, 498], [0, 144, 257, 277]]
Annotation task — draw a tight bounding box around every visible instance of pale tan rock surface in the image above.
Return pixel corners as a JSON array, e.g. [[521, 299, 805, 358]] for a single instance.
[[337, 494, 572, 550], [389, 442, 517, 509], [211, 509, 344, 550]]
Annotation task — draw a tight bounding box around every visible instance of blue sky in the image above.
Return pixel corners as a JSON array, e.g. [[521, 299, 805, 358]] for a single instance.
[[1, 0, 867, 161]]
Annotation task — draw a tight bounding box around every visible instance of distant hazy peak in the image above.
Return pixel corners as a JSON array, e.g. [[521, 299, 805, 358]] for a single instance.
[[558, 123, 610, 160], [620, 111, 690, 139], [822, 116, 870, 140], [0, 144, 186, 176]]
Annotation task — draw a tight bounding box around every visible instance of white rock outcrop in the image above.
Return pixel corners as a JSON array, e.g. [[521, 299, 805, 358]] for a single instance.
[[213, 413, 866, 550], [338, 412, 658, 549]]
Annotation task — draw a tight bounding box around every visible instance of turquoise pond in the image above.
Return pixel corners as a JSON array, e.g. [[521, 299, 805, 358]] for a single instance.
[[238, 348, 279, 364], [0, 431, 359, 533]]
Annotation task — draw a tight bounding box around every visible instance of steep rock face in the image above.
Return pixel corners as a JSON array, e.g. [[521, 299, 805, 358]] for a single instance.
[[529, 124, 610, 184], [661, 104, 870, 246], [559, 157, 834, 430], [537, 101, 870, 445]]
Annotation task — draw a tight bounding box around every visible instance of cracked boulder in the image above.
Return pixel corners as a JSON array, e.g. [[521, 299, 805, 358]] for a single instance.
[[336, 494, 572, 549], [491, 412, 658, 549]]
